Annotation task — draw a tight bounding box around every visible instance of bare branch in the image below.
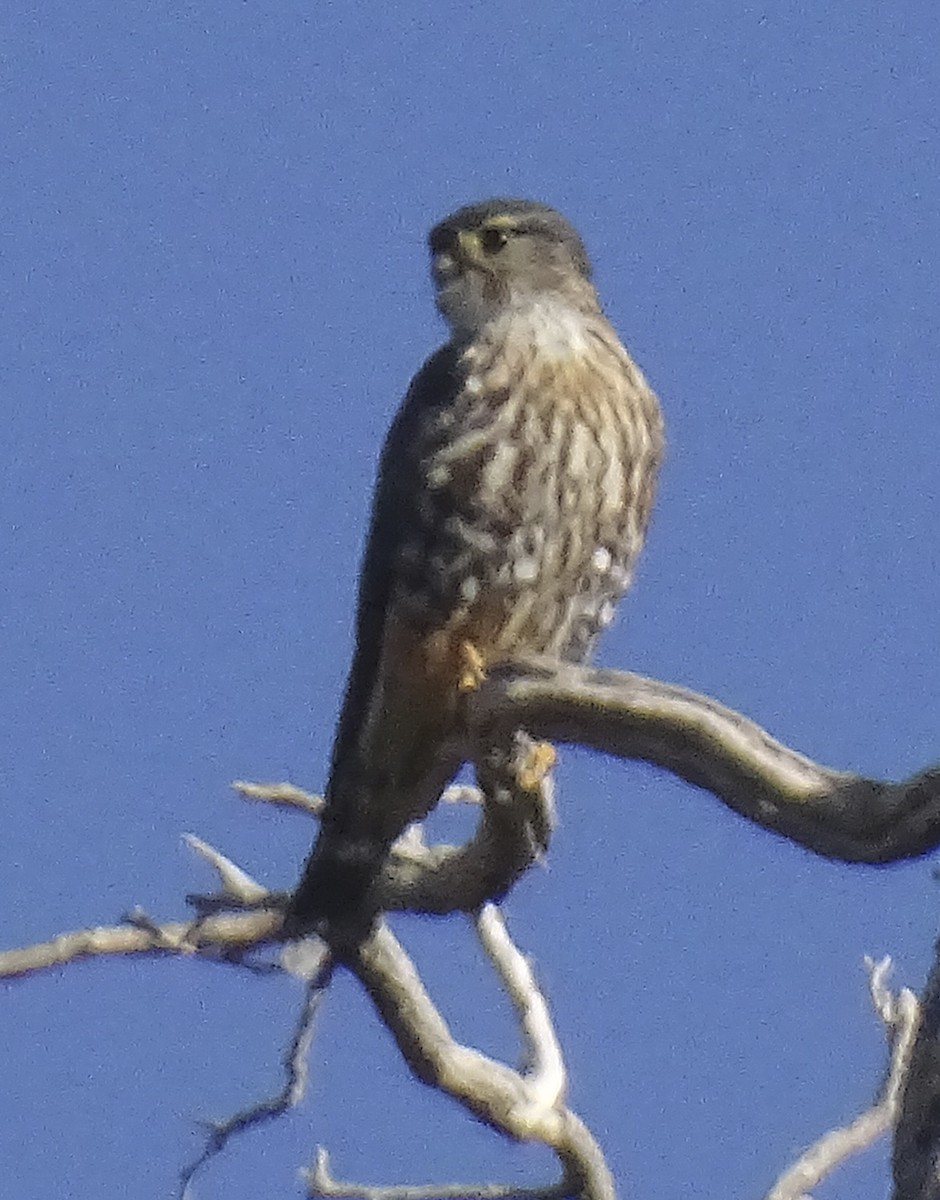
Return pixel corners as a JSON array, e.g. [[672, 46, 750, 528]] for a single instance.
[[441, 783, 485, 805], [765, 956, 920, 1200], [234, 743, 552, 922], [366, 731, 556, 916], [184, 834, 270, 903], [236, 657, 940, 926], [471, 659, 940, 864], [0, 789, 547, 977], [475, 905, 566, 1111], [232, 779, 324, 816], [305, 1146, 570, 1200], [180, 952, 332, 1198], [893, 935, 940, 1200], [0, 909, 283, 980], [10, 658, 940, 1200], [342, 920, 615, 1200]]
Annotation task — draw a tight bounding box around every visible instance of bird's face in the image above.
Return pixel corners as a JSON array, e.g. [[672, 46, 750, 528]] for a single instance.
[[428, 199, 596, 337]]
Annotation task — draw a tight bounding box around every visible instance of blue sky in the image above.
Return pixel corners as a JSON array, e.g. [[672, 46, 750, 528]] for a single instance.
[[2, 3, 938, 1198]]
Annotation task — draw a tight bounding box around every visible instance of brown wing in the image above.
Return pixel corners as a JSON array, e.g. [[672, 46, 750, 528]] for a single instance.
[[285, 345, 466, 930]]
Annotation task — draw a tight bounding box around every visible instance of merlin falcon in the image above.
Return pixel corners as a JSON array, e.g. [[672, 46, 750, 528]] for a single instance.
[[286, 198, 664, 934]]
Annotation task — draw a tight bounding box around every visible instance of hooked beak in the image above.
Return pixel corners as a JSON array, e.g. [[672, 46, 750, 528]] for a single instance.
[[432, 230, 478, 288]]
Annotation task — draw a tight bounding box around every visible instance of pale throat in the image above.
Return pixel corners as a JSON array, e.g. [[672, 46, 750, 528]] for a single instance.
[[476, 293, 596, 362]]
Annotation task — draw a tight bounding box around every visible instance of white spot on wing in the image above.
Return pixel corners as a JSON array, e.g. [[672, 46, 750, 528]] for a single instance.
[[484, 440, 518, 494], [459, 576, 480, 603], [591, 546, 612, 574], [513, 557, 540, 583]]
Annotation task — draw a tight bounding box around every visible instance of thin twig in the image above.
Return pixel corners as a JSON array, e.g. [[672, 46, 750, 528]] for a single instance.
[[233, 779, 324, 816], [180, 950, 332, 1198], [305, 1146, 570, 1200], [764, 956, 920, 1200], [184, 834, 270, 903]]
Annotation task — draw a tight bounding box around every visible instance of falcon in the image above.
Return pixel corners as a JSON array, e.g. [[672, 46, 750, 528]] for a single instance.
[[286, 198, 663, 935]]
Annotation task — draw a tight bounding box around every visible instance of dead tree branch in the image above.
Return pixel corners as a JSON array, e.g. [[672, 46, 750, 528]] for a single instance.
[[327, 913, 614, 1200], [0, 909, 283, 980], [470, 659, 940, 864], [307, 1146, 569, 1200], [893, 931, 940, 1200], [180, 955, 332, 1199], [5, 659, 940, 1198], [765, 956, 919, 1200]]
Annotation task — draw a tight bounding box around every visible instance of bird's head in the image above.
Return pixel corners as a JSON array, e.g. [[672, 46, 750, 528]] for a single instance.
[[428, 198, 596, 337]]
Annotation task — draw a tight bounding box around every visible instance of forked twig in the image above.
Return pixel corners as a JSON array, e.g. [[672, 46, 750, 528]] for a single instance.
[[764, 956, 920, 1200]]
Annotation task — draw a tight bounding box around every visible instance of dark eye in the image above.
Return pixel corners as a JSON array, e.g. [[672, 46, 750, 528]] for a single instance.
[[479, 226, 509, 254]]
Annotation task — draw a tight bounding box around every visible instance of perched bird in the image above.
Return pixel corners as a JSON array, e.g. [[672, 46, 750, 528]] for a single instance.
[[285, 198, 664, 936]]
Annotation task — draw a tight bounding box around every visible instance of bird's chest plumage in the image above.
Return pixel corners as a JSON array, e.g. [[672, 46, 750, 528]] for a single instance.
[[392, 305, 662, 665]]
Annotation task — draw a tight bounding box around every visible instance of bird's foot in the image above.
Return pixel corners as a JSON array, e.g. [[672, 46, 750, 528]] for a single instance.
[[457, 639, 487, 692], [516, 740, 557, 792]]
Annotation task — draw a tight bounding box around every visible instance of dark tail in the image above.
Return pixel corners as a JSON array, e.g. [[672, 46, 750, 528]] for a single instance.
[[283, 829, 388, 939]]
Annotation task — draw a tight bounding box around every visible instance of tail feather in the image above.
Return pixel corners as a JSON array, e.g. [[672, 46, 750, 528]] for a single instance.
[[283, 745, 461, 939], [283, 831, 387, 938]]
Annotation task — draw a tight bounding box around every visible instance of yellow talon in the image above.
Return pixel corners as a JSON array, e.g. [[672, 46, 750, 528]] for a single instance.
[[517, 741, 557, 792], [457, 640, 487, 692]]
